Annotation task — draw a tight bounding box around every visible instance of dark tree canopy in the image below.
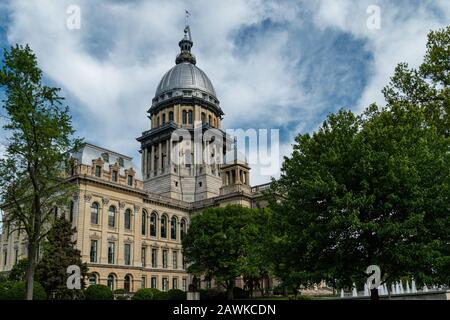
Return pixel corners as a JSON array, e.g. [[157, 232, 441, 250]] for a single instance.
[[182, 205, 266, 299], [267, 27, 450, 294], [35, 216, 88, 299], [0, 44, 82, 299]]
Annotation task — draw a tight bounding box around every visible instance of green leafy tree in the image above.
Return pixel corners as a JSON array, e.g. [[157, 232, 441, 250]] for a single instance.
[[85, 284, 113, 300], [182, 205, 259, 300], [8, 258, 28, 282], [383, 26, 449, 137], [267, 27, 450, 300], [35, 216, 87, 299], [0, 44, 82, 299], [241, 208, 272, 297]]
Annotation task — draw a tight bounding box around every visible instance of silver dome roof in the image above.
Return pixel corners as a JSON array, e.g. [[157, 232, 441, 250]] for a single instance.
[[150, 26, 222, 115], [155, 62, 217, 98]]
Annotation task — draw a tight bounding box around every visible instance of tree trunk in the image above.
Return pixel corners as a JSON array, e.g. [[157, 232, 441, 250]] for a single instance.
[[370, 288, 379, 301], [25, 242, 37, 300], [227, 279, 235, 300]]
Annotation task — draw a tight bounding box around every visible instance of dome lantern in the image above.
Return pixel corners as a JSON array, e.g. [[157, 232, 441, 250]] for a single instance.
[[176, 26, 196, 65]]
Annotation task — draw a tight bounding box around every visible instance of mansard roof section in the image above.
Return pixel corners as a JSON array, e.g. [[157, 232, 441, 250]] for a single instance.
[[71, 143, 143, 180]]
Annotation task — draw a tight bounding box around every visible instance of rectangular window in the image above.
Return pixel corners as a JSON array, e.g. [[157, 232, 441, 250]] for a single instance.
[[152, 248, 157, 268], [108, 242, 115, 264], [3, 250, 7, 266], [14, 248, 18, 264], [141, 277, 146, 289], [151, 277, 157, 289], [172, 251, 178, 269], [69, 201, 74, 223], [162, 250, 168, 269], [182, 255, 186, 270], [124, 244, 131, 266], [182, 278, 187, 291], [90, 240, 98, 263], [112, 170, 118, 182], [95, 165, 102, 177], [172, 277, 178, 290], [162, 278, 168, 291], [141, 246, 146, 267], [127, 175, 133, 186]]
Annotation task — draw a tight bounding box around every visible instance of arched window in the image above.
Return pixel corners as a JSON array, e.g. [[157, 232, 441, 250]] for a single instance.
[[182, 110, 187, 124], [180, 219, 187, 241], [90, 202, 99, 225], [170, 216, 177, 240], [161, 215, 167, 238], [188, 110, 193, 124], [208, 115, 212, 125], [107, 274, 116, 291], [162, 113, 166, 124], [89, 273, 98, 286], [108, 206, 116, 227], [150, 212, 157, 237], [201, 112, 206, 124], [142, 210, 147, 235], [124, 274, 132, 293], [169, 111, 174, 122], [124, 209, 132, 230]]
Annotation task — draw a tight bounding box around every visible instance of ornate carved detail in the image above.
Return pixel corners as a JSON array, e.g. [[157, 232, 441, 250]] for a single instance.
[[72, 193, 79, 201], [124, 237, 134, 244], [107, 235, 118, 241], [84, 194, 92, 203], [119, 202, 126, 209], [90, 232, 101, 240], [102, 197, 110, 205], [134, 204, 141, 212]]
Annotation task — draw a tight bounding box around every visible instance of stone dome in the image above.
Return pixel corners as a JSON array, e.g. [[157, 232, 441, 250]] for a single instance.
[[155, 62, 217, 98], [150, 26, 222, 115]]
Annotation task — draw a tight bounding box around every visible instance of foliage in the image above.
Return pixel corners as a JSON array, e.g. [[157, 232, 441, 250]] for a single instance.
[[0, 281, 46, 300], [153, 291, 169, 300], [85, 284, 114, 300], [113, 288, 126, 294], [182, 205, 262, 299], [0, 280, 14, 300], [8, 258, 28, 282], [199, 289, 227, 301], [0, 44, 82, 299], [266, 27, 450, 293], [232, 287, 249, 299], [35, 216, 88, 299], [132, 288, 160, 300], [167, 289, 187, 300]]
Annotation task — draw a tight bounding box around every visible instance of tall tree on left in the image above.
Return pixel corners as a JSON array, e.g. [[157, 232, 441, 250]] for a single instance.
[[0, 45, 82, 300]]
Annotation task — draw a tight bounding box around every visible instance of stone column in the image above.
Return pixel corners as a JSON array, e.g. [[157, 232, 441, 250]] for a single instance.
[[158, 142, 162, 175], [166, 139, 170, 173], [100, 197, 110, 264], [150, 145, 154, 176]]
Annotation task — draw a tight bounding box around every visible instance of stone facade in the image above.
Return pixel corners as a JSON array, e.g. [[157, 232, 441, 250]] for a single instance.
[[0, 26, 272, 293]]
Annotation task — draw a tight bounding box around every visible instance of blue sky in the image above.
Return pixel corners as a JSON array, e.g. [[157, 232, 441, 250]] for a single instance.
[[0, 0, 449, 185]]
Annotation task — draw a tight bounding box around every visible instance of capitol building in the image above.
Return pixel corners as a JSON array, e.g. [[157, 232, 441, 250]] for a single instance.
[[0, 26, 270, 293]]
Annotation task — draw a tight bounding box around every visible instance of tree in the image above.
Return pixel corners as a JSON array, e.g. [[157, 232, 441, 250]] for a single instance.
[[182, 205, 259, 300], [241, 208, 272, 297], [267, 27, 450, 300], [0, 44, 82, 299], [35, 216, 87, 299], [8, 258, 28, 282], [383, 26, 449, 137]]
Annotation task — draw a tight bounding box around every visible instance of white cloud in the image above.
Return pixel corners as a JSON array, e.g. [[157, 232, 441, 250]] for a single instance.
[[3, 0, 449, 185]]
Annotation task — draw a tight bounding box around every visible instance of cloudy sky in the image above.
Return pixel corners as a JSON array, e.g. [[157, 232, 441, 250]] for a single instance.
[[0, 0, 448, 185]]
